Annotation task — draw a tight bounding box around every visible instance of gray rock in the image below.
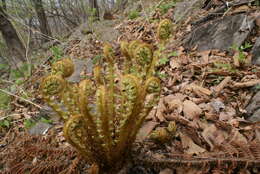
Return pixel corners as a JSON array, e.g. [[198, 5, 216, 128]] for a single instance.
[[69, 20, 121, 43], [210, 100, 225, 113], [39, 105, 57, 117], [251, 37, 260, 65], [28, 122, 52, 135], [183, 14, 255, 51], [246, 91, 260, 116], [39, 105, 61, 123], [247, 109, 260, 122], [173, 0, 205, 23], [67, 58, 93, 83]]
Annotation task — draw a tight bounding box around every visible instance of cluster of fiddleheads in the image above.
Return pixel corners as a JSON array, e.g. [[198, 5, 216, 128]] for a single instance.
[[41, 41, 161, 173]]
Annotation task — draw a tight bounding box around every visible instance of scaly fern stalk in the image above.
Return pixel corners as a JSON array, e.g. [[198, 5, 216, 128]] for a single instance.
[[120, 41, 131, 74], [40, 41, 161, 173], [103, 43, 115, 147], [93, 65, 102, 85]]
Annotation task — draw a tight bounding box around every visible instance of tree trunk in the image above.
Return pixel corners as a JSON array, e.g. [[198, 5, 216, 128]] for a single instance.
[[32, 0, 52, 43], [89, 0, 100, 20], [0, 5, 26, 63], [115, 0, 128, 12]]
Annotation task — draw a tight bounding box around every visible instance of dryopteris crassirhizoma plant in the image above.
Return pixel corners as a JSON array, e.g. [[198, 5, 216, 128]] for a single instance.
[[40, 41, 161, 173]]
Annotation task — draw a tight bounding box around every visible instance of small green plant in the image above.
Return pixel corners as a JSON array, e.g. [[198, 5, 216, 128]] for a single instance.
[[10, 63, 33, 81], [158, 57, 169, 66], [213, 62, 237, 73], [0, 63, 9, 72], [240, 42, 253, 51], [156, 71, 168, 79], [40, 117, 53, 124], [50, 46, 63, 63], [255, 84, 260, 90], [0, 91, 10, 110], [231, 43, 252, 66], [168, 51, 178, 57], [0, 119, 11, 129], [128, 10, 140, 20], [158, 1, 176, 14], [23, 119, 35, 129], [92, 55, 103, 65], [157, 51, 177, 66]]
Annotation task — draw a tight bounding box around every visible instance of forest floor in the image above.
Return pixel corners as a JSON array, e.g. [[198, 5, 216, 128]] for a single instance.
[[1, 0, 260, 174]]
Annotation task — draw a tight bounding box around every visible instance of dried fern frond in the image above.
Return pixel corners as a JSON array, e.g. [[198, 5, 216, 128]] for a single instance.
[[1, 133, 83, 174]]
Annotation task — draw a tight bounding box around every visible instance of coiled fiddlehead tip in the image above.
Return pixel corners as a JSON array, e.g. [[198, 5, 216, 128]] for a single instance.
[[128, 40, 143, 58], [63, 115, 92, 160], [103, 43, 114, 63], [121, 74, 140, 97], [52, 58, 74, 78], [79, 79, 92, 92], [41, 75, 66, 96], [157, 19, 173, 41], [145, 77, 161, 94], [133, 43, 153, 66]]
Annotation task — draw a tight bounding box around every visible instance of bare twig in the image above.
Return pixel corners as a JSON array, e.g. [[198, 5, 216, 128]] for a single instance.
[[0, 89, 42, 109], [214, 76, 232, 96], [233, 79, 260, 89]]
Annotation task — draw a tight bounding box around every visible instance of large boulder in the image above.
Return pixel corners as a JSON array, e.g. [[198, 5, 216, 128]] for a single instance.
[[246, 91, 260, 122], [183, 14, 255, 51], [173, 0, 205, 23], [251, 37, 260, 65], [67, 59, 93, 83]]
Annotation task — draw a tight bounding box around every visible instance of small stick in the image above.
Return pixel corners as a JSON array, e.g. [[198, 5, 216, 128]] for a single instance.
[[0, 89, 42, 109], [233, 79, 260, 89], [214, 76, 232, 96]]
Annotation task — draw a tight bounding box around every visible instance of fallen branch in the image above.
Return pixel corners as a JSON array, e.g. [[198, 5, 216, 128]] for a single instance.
[[0, 89, 42, 109], [214, 76, 232, 96], [232, 79, 260, 89]]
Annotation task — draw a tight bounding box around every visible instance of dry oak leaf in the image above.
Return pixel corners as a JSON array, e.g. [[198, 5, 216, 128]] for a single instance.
[[156, 98, 166, 122], [180, 133, 206, 155], [164, 95, 183, 113], [137, 121, 158, 141], [219, 106, 236, 121], [170, 58, 181, 69], [183, 100, 202, 120], [198, 50, 210, 64], [229, 129, 248, 144], [201, 124, 228, 150], [191, 84, 212, 96]]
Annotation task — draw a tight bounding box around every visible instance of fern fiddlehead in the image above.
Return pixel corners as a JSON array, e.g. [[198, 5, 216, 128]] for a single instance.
[[41, 40, 161, 173]]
